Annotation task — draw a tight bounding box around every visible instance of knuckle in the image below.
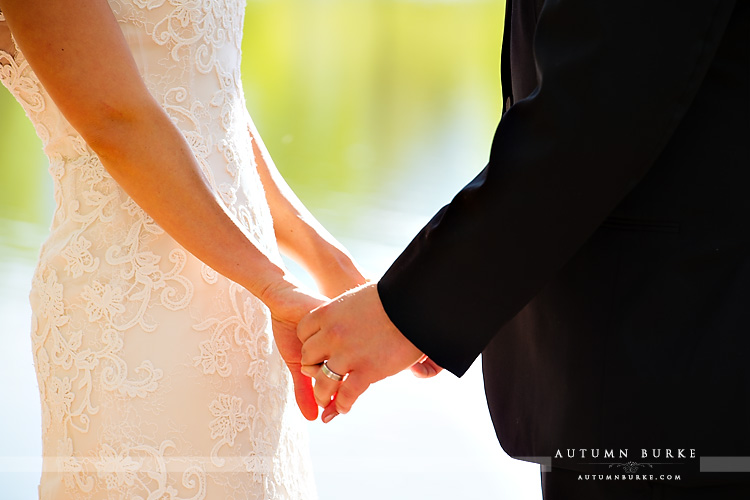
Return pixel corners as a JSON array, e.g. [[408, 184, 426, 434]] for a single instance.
[[314, 387, 333, 405], [300, 349, 311, 366], [296, 323, 307, 340], [336, 385, 353, 401], [338, 381, 363, 401], [335, 399, 352, 414], [327, 323, 346, 343]]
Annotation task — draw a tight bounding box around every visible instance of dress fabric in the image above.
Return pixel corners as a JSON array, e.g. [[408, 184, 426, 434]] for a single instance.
[[0, 2, 317, 499]]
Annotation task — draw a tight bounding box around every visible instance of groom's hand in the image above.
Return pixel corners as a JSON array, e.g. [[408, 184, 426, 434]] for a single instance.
[[297, 282, 424, 416], [410, 356, 443, 378], [262, 279, 327, 421]]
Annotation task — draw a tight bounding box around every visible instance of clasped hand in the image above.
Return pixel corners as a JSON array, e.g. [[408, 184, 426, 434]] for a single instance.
[[297, 282, 442, 422]]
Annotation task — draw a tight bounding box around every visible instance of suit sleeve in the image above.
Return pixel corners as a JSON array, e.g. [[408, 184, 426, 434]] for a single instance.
[[377, 0, 738, 376]]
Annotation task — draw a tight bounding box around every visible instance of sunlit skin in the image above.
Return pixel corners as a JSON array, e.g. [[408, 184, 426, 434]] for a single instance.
[[0, 18, 13, 56], [0, 0, 366, 421], [299, 282, 443, 422]]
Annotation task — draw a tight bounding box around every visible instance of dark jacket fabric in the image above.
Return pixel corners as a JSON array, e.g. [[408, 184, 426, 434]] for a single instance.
[[378, 0, 749, 480]]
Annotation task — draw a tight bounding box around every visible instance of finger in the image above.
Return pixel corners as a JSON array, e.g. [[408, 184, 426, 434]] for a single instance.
[[334, 372, 370, 415], [288, 363, 318, 421], [410, 362, 430, 378], [321, 398, 339, 424], [299, 329, 330, 367], [312, 363, 345, 408], [297, 308, 321, 343], [410, 357, 443, 379], [424, 358, 444, 375], [300, 363, 321, 378]]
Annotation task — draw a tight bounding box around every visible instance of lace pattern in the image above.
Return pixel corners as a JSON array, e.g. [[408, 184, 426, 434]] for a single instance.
[[0, 1, 316, 498]]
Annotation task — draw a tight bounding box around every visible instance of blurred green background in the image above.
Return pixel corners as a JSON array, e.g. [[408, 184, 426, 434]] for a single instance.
[[1, 2, 548, 500], [1, 0, 506, 267]]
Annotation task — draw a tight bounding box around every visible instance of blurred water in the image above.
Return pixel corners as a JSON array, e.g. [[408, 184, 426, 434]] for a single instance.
[[0, 1, 543, 498], [0, 220, 46, 499]]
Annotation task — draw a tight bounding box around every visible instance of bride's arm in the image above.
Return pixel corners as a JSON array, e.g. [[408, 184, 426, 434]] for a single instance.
[[247, 121, 367, 298], [0, 0, 320, 419]]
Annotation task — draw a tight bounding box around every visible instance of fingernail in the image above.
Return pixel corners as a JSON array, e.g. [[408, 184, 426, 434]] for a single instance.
[[322, 413, 338, 424], [412, 363, 428, 377]]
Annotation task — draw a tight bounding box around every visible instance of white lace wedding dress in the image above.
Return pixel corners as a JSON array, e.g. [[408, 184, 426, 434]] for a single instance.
[[0, 2, 317, 499]]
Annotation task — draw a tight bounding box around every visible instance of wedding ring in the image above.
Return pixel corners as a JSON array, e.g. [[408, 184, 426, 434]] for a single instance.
[[321, 361, 346, 382]]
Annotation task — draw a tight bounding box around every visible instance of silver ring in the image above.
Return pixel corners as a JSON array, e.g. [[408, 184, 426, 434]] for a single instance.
[[321, 361, 346, 382]]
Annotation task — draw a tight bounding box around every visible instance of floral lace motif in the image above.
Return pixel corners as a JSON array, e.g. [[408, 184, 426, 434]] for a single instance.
[[1, 1, 316, 498]]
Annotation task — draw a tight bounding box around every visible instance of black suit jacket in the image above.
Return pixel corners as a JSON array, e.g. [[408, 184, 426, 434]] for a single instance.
[[378, 0, 749, 481]]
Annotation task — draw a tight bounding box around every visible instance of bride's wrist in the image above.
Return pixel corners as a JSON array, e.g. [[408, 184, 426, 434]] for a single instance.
[[256, 270, 302, 310], [310, 249, 367, 297], [240, 259, 293, 302], [281, 227, 366, 295]]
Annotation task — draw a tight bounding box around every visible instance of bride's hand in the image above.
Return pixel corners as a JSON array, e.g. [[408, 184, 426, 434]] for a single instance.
[[261, 277, 327, 421]]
